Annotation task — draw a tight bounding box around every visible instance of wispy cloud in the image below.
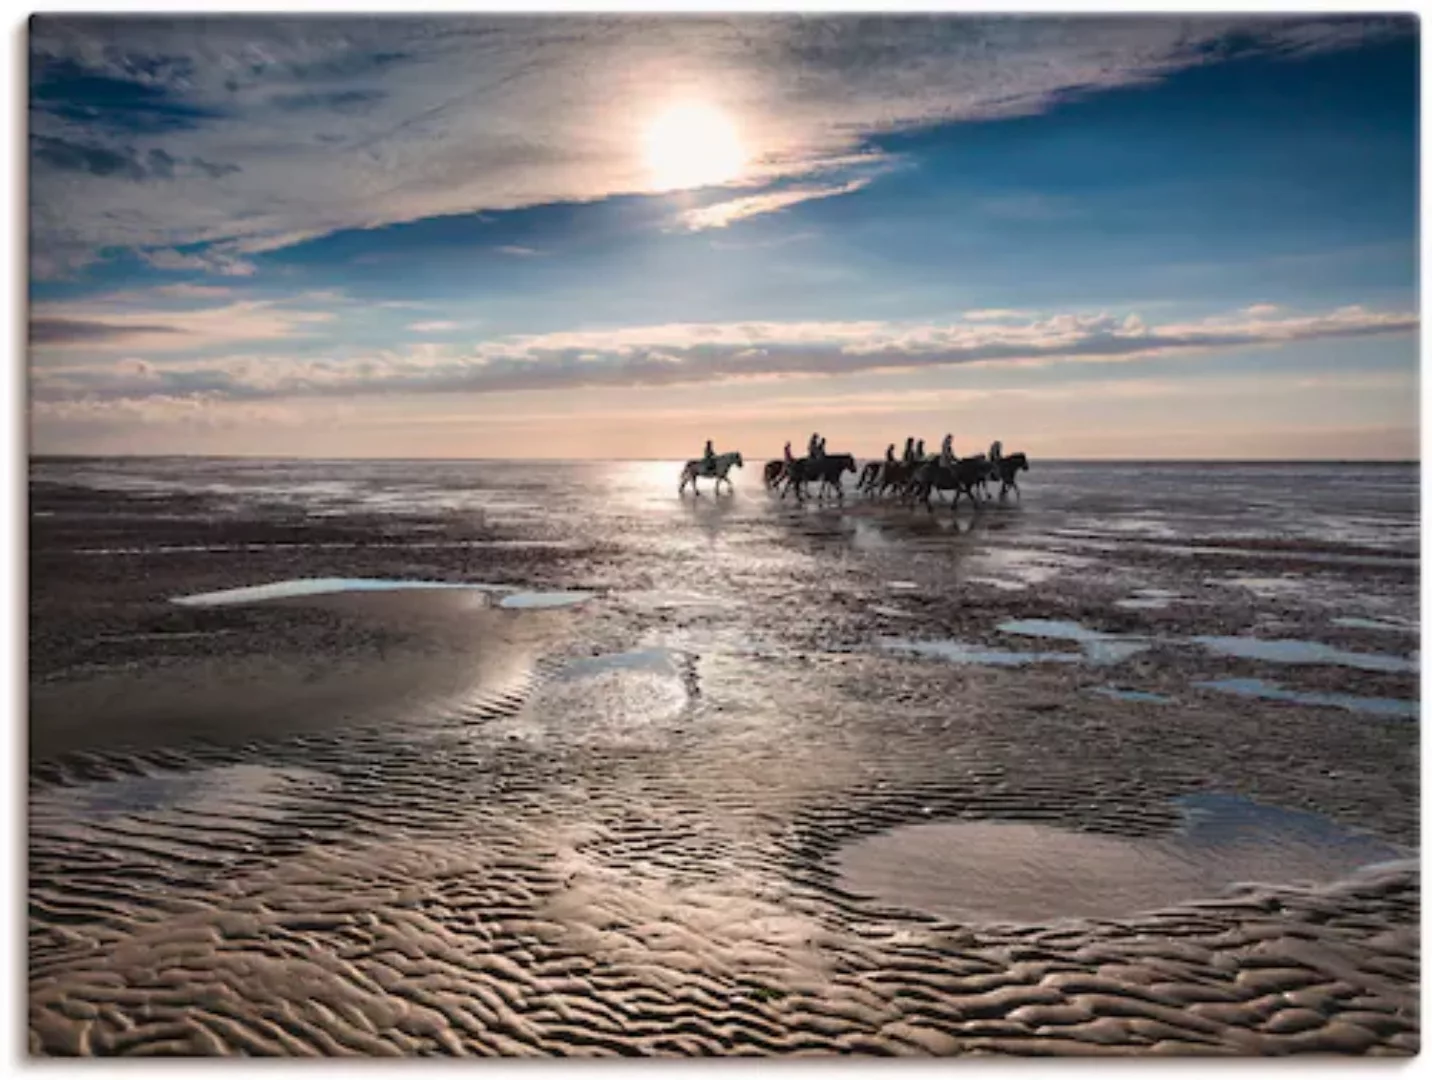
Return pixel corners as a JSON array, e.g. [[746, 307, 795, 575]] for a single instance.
[[407, 320, 462, 333], [680, 179, 871, 231], [28, 15, 1411, 275], [139, 246, 257, 277], [30, 298, 336, 353], [493, 245, 539, 257], [31, 303, 1415, 406]]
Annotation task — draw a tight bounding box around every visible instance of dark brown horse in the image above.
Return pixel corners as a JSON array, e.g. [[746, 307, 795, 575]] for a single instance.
[[782, 453, 856, 501], [763, 459, 788, 489], [992, 452, 1029, 499]]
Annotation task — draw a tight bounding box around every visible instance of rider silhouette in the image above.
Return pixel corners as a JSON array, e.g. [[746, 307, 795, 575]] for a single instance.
[[915, 439, 926, 461], [817, 436, 827, 459], [902, 437, 915, 465], [989, 439, 1003, 464], [784, 441, 794, 463], [703, 439, 716, 472], [885, 443, 897, 464], [940, 433, 955, 466], [808, 432, 821, 460]]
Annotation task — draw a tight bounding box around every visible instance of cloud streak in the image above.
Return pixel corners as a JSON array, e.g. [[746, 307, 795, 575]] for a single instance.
[[680, 179, 872, 230], [32, 304, 1415, 406]]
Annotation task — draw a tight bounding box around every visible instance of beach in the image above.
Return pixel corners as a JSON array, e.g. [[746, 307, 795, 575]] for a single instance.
[[27, 457, 1419, 1056]]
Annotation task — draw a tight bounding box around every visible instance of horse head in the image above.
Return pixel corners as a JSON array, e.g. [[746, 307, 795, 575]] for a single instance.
[[733, 452, 744, 468]]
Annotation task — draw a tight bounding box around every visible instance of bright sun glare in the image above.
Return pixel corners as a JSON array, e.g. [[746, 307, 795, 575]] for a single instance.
[[643, 102, 746, 191]]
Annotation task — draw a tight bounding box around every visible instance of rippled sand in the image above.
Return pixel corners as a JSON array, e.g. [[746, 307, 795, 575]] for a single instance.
[[29, 465, 1419, 1057]]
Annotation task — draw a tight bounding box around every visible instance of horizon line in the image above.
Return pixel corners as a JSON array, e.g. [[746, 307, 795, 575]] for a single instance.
[[27, 454, 1423, 466]]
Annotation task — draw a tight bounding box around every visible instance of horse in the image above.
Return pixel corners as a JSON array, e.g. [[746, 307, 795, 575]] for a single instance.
[[805, 453, 857, 500], [991, 452, 1029, 499], [679, 451, 743, 496], [764, 459, 788, 489], [856, 460, 883, 494], [909, 457, 987, 511], [781, 453, 856, 501]]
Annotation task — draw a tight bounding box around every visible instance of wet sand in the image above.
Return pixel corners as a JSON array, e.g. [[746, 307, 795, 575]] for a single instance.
[[28, 465, 1419, 1057]]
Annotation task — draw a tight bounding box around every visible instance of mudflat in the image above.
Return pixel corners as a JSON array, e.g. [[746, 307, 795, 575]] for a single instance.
[[28, 459, 1419, 1056]]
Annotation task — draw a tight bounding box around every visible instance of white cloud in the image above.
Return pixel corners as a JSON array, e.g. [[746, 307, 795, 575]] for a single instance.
[[31, 303, 1416, 407], [407, 320, 462, 333], [679, 179, 871, 231], [29, 15, 1410, 273], [30, 298, 336, 353], [494, 246, 540, 257]]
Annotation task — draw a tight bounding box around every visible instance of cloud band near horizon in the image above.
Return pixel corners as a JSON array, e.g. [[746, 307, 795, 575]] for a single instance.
[[30, 303, 1417, 407]]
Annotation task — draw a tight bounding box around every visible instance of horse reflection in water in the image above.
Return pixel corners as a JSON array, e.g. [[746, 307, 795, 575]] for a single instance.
[[678, 451, 743, 496]]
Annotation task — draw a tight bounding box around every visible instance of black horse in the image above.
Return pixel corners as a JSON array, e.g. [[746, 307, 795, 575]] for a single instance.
[[910, 457, 988, 511], [992, 452, 1030, 499], [763, 459, 788, 489], [782, 453, 857, 501]]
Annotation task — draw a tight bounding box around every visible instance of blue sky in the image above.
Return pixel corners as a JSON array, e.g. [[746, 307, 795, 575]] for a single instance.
[[28, 15, 1419, 458]]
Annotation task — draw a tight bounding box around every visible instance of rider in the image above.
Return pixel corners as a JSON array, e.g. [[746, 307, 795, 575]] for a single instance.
[[784, 441, 794, 464], [703, 439, 717, 472], [808, 432, 821, 461], [901, 437, 915, 465], [940, 433, 955, 467], [885, 443, 897, 464], [817, 436, 827, 459], [989, 439, 1003, 465], [915, 438, 926, 461]]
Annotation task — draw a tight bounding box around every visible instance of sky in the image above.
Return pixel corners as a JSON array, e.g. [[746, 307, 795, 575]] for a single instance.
[[27, 13, 1421, 460]]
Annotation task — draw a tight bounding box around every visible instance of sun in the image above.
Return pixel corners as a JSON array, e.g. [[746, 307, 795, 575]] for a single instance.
[[643, 102, 745, 192]]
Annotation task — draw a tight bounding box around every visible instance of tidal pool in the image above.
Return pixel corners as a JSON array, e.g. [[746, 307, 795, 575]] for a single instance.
[[832, 793, 1409, 925]]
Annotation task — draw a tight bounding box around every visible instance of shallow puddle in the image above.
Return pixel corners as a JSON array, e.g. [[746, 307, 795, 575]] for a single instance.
[[832, 793, 1408, 925], [522, 648, 692, 737], [1332, 616, 1418, 633], [170, 578, 593, 611], [172, 577, 493, 606], [498, 590, 595, 610], [879, 637, 1082, 667], [998, 619, 1148, 665], [1195, 677, 1419, 720], [30, 765, 332, 825], [1194, 635, 1417, 674], [1090, 686, 1173, 704]]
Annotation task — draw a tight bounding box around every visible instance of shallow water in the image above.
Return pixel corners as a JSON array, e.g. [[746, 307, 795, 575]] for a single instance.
[[1195, 677, 1419, 720], [498, 590, 595, 610], [879, 637, 1082, 667], [998, 619, 1149, 666], [833, 793, 1409, 925], [1194, 635, 1418, 674], [171, 577, 500, 607], [1090, 686, 1173, 704]]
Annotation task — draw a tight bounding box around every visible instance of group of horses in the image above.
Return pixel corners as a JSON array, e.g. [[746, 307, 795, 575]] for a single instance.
[[677, 447, 1030, 510], [766, 449, 1029, 509]]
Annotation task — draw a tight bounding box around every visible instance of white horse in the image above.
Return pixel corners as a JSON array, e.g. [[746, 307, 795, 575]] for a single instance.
[[678, 451, 743, 496]]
